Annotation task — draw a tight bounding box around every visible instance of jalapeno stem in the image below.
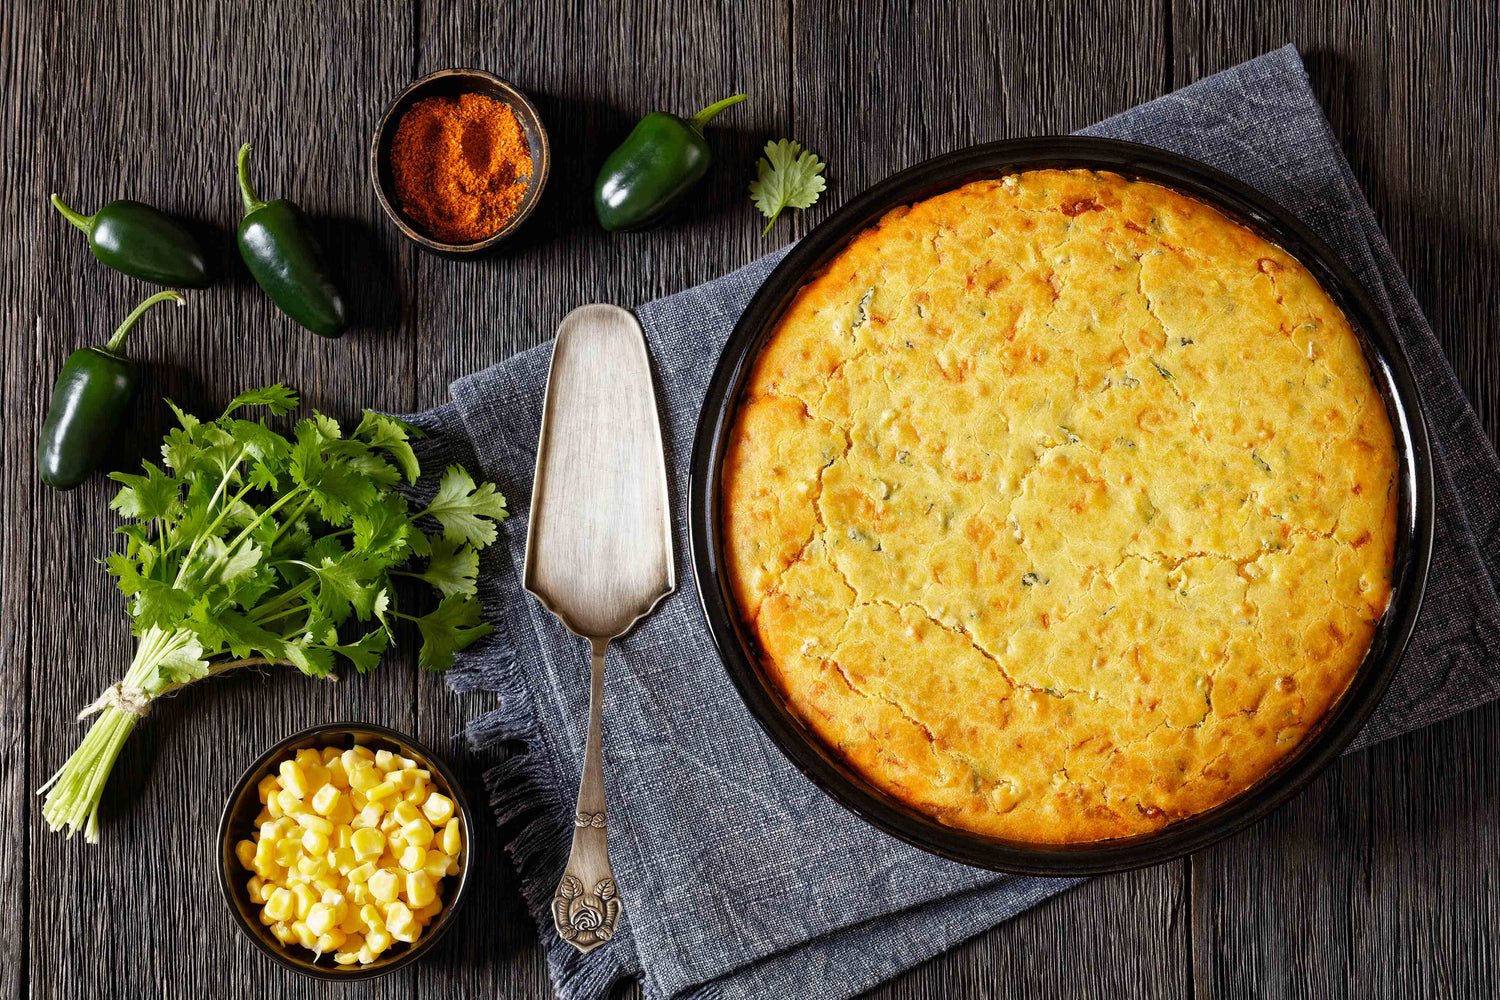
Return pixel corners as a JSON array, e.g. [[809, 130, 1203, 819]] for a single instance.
[[50, 194, 95, 233], [103, 291, 185, 353], [236, 142, 266, 214], [688, 93, 747, 133]]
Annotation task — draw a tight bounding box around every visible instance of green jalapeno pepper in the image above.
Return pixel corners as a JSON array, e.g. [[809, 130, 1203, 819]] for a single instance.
[[37, 291, 185, 491], [235, 143, 347, 338], [50, 194, 210, 288], [594, 94, 746, 231]]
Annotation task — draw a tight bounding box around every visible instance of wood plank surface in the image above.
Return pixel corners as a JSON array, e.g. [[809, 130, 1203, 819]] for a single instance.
[[1, 1, 1496, 998]]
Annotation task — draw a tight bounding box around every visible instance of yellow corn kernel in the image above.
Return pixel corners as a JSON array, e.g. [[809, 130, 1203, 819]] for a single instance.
[[348, 789, 369, 814], [346, 883, 370, 906], [415, 898, 443, 924], [252, 858, 284, 882], [247, 875, 265, 901], [398, 845, 426, 873], [368, 869, 400, 903], [257, 773, 282, 803], [334, 825, 354, 850], [294, 747, 321, 770], [334, 937, 363, 965], [292, 921, 317, 950], [276, 789, 304, 816], [326, 757, 349, 790], [314, 875, 339, 896], [401, 818, 435, 848], [346, 861, 376, 884], [289, 850, 315, 872], [326, 795, 355, 827], [279, 760, 309, 798], [320, 745, 341, 764], [275, 838, 302, 867], [264, 887, 296, 921], [422, 793, 455, 826], [387, 831, 409, 856], [379, 810, 401, 834], [295, 813, 334, 836], [329, 847, 356, 874], [422, 851, 450, 881], [291, 882, 318, 919], [340, 905, 366, 935], [315, 929, 347, 953], [271, 921, 296, 945], [348, 762, 380, 792], [306, 902, 337, 936], [404, 870, 436, 908], [351, 827, 385, 860], [367, 781, 398, 803], [310, 784, 343, 817], [385, 901, 416, 942], [387, 769, 411, 792], [339, 748, 363, 773], [360, 903, 385, 932], [441, 819, 461, 856], [396, 755, 417, 769], [252, 808, 273, 827], [305, 764, 331, 792], [375, 749, 397, 771], [392, 801, 421, 827], [364, 927, 392, 955], [301, 829, 330, 855], [265, 790, 284, 819], [404, 779, 428, 805], [235, 839, 257, 871]]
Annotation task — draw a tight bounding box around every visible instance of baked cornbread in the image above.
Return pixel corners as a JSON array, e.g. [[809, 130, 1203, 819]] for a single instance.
[[721, 169, 1398, 843]]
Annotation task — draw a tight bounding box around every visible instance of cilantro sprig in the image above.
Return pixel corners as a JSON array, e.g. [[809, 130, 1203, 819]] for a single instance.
[[748, 138, 827, 235], [39, 386, 508, 842]]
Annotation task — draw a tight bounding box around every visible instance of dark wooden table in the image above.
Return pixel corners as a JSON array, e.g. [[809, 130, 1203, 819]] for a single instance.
[[3, 2, 1496, 997]]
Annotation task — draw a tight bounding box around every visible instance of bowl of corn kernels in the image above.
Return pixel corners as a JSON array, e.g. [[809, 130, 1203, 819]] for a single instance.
[[217, 722, 474, 979]]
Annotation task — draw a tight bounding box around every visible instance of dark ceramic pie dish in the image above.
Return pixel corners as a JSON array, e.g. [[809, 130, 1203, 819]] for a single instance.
[[688, 136, 1434, 874]]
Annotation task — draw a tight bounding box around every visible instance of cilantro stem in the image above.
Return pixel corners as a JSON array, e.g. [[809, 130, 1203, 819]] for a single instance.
[[196, 485, 308, 584]]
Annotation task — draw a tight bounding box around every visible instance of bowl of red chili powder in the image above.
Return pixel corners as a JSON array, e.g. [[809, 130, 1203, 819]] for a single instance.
[[371, 68, 550, 255]]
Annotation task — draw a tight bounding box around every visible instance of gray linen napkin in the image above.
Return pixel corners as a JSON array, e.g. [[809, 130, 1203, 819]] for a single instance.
[[403, 44, 1500, 1000]]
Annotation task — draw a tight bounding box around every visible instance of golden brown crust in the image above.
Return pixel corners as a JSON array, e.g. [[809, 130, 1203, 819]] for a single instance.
[[721, 170, 1399, 843]]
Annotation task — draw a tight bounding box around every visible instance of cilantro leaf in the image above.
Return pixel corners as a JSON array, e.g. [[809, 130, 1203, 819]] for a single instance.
[[222, 384, 299, 418], [108, 463, 182, 520], [410, 594, 492, 671], [406, 536, 479, 598], [354, 411, 421, 484], [420, 465, 509, 547], [749, 139, 827, 236], [331, 630, 390, 674]]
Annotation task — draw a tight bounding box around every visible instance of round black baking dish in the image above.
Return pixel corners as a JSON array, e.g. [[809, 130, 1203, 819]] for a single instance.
[[688, 136, 1435, 875]]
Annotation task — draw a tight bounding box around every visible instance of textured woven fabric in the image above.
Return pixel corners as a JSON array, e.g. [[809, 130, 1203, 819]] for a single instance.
[[401, 45, 1500, 1000]]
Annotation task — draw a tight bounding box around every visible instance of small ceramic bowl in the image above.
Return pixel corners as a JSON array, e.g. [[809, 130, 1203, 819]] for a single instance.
[[217, 722, 475, 981], [369, 67, 551, 256]]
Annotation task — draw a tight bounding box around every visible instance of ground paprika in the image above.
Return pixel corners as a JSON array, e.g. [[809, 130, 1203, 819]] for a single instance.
[[389, 92, 533, 244]]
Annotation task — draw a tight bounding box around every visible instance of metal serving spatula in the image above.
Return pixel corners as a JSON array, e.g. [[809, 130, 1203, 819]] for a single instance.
[[524, 304, 674, 955]]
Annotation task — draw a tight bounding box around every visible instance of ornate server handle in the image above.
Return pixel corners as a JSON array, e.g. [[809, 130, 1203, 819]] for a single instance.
[[553, 636, 621, 953]]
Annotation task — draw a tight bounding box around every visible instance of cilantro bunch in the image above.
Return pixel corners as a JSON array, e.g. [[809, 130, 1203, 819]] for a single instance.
[[39, 385, 508, 842]]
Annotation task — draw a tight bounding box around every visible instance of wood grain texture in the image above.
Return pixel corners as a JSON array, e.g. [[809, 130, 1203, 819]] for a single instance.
[[0, 3, 41, 998], [2, 0, 1497, 998]]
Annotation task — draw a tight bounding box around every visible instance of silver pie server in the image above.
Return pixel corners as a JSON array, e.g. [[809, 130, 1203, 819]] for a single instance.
[[523, 304, 674, 954]]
